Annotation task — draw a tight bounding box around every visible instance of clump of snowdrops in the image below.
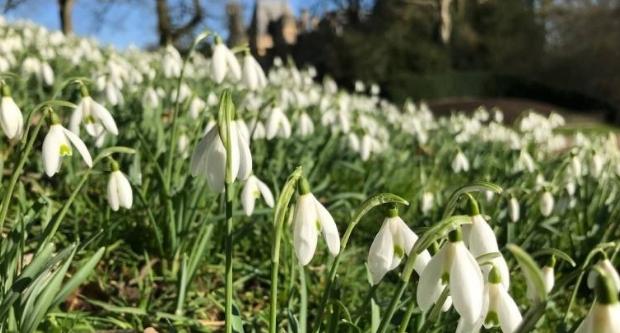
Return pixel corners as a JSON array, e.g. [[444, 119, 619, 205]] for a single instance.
[[0, 16, 618, 333]]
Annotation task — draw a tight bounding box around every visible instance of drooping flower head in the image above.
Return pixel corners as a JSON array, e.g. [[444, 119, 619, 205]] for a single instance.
[[241, 175, 274, 216], [367, 205, 431, 285], [211, 37, 241, 83], [42, 113, 93, 177], [190, 91, 252, 192], [0, 83, 24, 140], [576, 268, 620, 333], [292, 177, 340, 266], [457, 266, 523, 333], [69, 85, 118, 137], [107, 160, 133, 211], [418, 228, 485, 324]]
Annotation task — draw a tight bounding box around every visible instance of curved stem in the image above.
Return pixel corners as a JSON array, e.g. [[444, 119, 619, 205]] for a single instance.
[[269, 167, 303, 333], [0, 117, 44, 231], [312, 193, 409, 333]]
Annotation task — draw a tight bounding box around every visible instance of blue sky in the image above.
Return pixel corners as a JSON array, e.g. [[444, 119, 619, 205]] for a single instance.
[[4, 0, 308, 49]]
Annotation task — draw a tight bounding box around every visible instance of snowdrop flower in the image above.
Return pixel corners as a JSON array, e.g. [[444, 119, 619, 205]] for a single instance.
[[162, 44, 182, 78], [190, 119, 252, 192], [587, 259, 620, 292], [70, 90, 118, 137], [452, 151, 470, 173], [42, 120, 93, 177], [211, 39, 241, 83], [188, 97, 206, 119], [354, 81, 364, 92], [466, 213, 510, 289], [242, 52, 267, 90], [297, 112, 314, 137], [515, 149, 535, 173], [542, 264, 555, 294], [143, 87, 160, 109], [570, 155, 582, 178], [241, 175, 274, 216], [348, 133, 360, 152], [421, 192, 434, 214], [360, 134, 373, 161], [457, 266, 522, 333], [576, 271, 620, 333], [539, 191, 554, 217], [292, 178, 340, 266], [370, 84, 380, 95], [0, 86, 23, 139], [251, 121, 266, 140], [178, 133, 190, 159], [589, 152, 605, 178], [107, 163, 133, 211], [367, 206, 431, 284], [418, 228, 484, 324], [266, 106, 291, 139], [508, 197, 519, 223]]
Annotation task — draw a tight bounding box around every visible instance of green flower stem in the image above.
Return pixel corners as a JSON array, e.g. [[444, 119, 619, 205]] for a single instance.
[[298, 264, 308, 333], [376, 262, 416, 333], [164, 32, 211, 189], [398, 288, 418, 333], [377, 214, 473, 333], [0, 116, 44, 231], [312, 193, 409, 333], [220, 87, 236, 333], [269, 167, 303, 333], [224, 180, 234, 333]]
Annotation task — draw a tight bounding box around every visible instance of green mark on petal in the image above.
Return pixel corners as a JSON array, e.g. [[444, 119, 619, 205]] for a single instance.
[[394, 245, 404, 258], [441, 272, 450, 284], [485, 311, 499, 327], [59, 144, 72, 156], [315, 220, 321, 232]]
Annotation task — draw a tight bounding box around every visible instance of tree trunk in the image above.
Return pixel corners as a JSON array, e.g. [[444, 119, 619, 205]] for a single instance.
[[58, 0, 74, 35], [156, 0, 173, 46], [155, 0, 203, 47]]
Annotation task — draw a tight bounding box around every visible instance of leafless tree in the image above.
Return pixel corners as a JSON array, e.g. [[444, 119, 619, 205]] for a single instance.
[[3, 0, 75, 34], [155, 0, 205, 46]]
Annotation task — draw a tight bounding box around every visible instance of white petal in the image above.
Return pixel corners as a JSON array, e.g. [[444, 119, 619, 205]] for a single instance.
[[497, 287, 523, 333], [417, 245, 448, 311], [92, 100, 118, 135], [205, 132, 227, 193], [0, 97, 23, 139], [293, 194, 319, 265], [367, 220, 394, 285], [468, 215, 499, 256], [542, 266, 555, 294], [314, 195, 340, 257], [225, 48, 241, 80], [190, 127, 217, 177], [42, 125, 65, 177], [68, 101, 83, 134], [235, 124, 252, 181], [450, 242, 484, 323], [242, 55, 258, 90], [256, 178, 274, 207], [62, 127, 93, 167], [212, 44, 227, 83], [107, 173, 119, 211], [241, 177, 257, 216], [115, 171, 133, 209]]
